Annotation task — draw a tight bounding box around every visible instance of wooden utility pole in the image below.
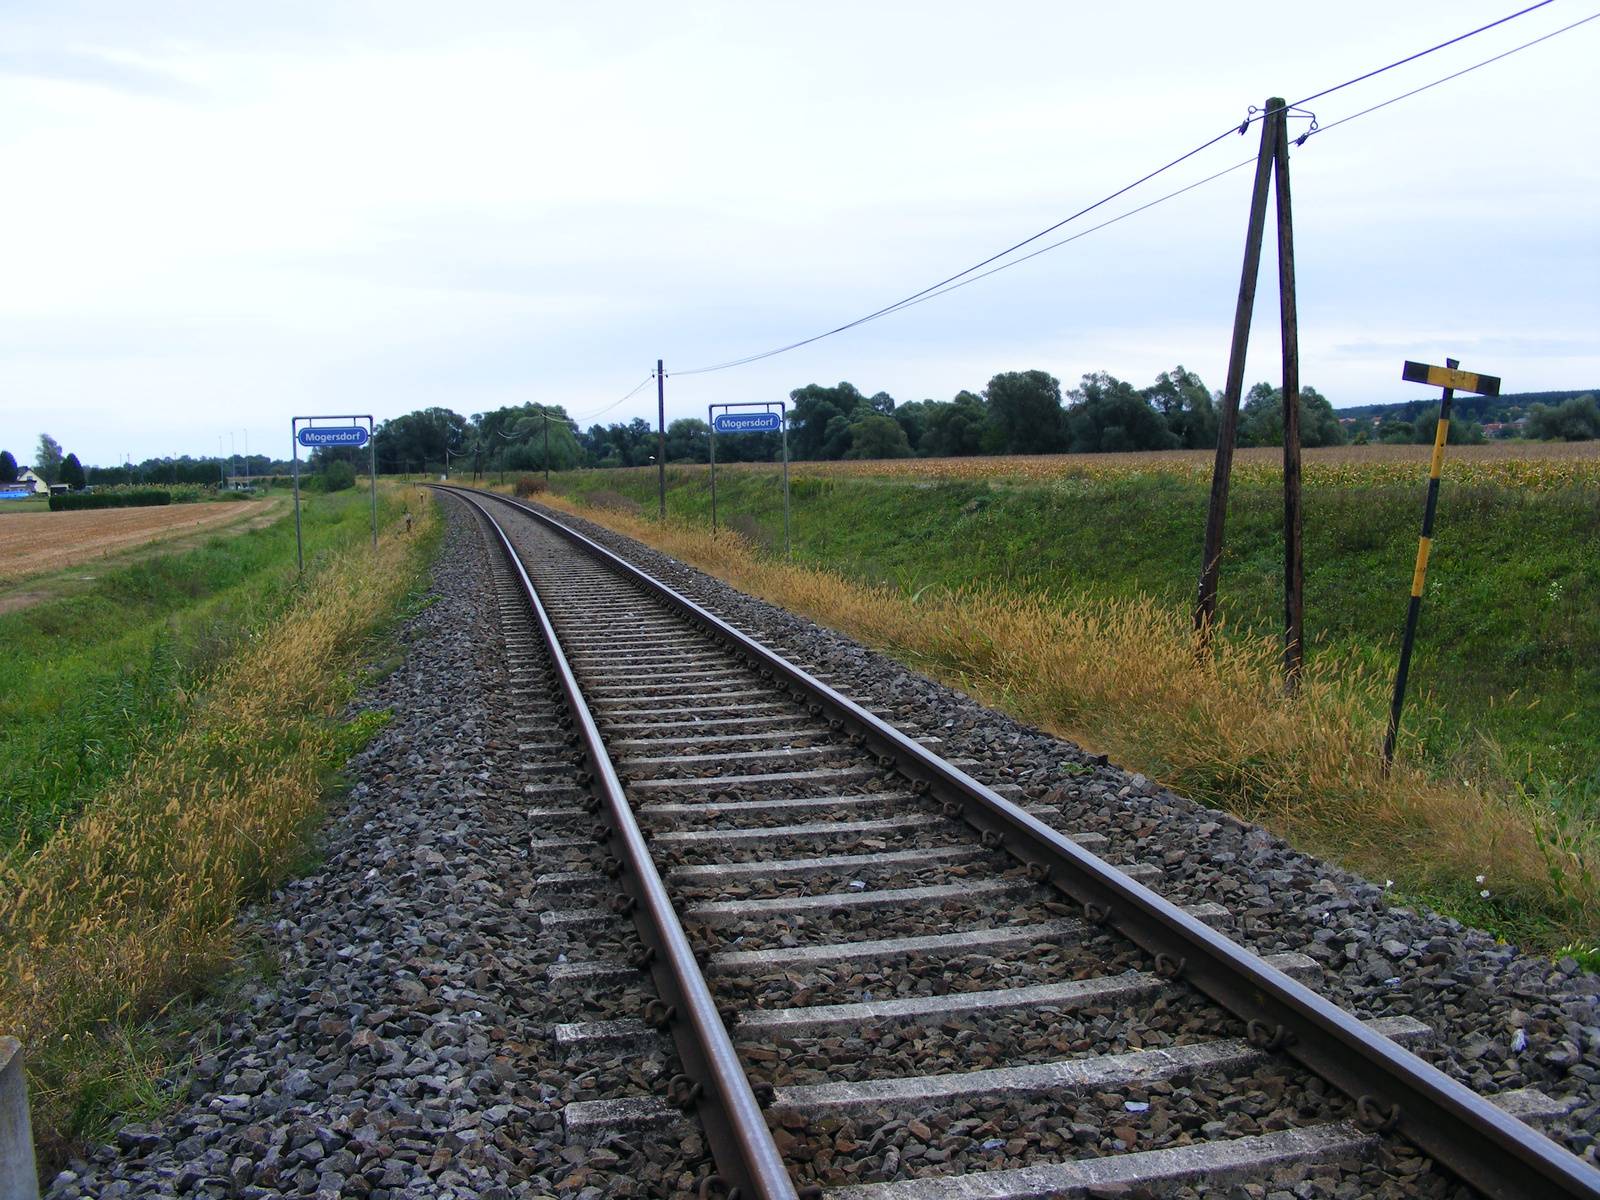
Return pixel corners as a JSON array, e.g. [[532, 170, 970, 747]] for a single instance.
[[657, 360, 667, 519], [1195, 99, 1283, 643], [1274, 107, 1304, 693], [544, 409, 551, 485], [1195, 96, 1304, 695]]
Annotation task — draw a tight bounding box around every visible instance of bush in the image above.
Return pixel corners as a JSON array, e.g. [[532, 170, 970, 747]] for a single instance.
[[324, 461, 356, 492], [513, 476, 548, 497], [50, 491, 171, 512]]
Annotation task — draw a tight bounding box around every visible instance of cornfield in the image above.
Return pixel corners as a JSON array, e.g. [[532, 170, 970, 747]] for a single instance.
[[695, 441, 1600, 492]]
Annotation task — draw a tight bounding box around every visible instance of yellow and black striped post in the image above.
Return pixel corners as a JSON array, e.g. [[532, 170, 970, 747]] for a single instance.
[[1381, 358, 1500, 769]]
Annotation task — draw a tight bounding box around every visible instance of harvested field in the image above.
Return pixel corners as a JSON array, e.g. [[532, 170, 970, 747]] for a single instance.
[[0, 501, 271, 581]]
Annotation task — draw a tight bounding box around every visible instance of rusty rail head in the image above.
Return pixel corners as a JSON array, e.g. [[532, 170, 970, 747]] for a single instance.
[[469, 487, 1600, 1200], [447, 489, 795, 1200]]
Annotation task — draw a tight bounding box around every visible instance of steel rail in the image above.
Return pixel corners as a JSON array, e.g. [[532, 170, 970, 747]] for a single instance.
[[458, 487, 1600, 1200], [448, 489, 797, 1200]]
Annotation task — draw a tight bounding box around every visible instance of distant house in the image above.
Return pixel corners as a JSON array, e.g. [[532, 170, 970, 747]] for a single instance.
[[1, 469, 47, 496]]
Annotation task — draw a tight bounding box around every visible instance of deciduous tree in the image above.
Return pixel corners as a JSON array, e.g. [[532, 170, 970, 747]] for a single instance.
[[36, 433, 63, 484], [372, 407, 468, 475], [1064, 373, 1179, 453], [984, 371, 1065, 455], [919, 392, 988, 457], [665, 417, 710, 462], [1237, 383, 1348, 448], [1143, 366, 1218, 449], [1525, 395, 1600, 441], [789, 382, 896, 459], [845, 414, 912, 459]]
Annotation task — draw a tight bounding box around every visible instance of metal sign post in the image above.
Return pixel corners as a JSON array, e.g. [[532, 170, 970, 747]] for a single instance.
[[1381, 359, 1500, 770], [291, 415, 376, 574], [708, 404, 788, 560]]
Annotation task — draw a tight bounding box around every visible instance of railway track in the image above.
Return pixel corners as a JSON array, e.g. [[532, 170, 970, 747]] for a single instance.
[[440, 485, 1599, 1200]]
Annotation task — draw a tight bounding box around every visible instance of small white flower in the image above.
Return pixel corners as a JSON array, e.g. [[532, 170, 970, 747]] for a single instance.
[[1385, 880, 1394, 889], [1480, 890, 1491, 899], [1476, 875, 1486, 883]]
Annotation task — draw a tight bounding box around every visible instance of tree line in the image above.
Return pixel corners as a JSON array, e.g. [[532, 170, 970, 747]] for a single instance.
[[354, 403, 784, 476], [782, 368, 1348, 461], [344, 368, 1353, 478], [0, 434, 293, 490]]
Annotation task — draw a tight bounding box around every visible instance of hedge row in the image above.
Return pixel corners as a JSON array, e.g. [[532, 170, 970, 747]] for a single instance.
[[49, 491, 172, 511]]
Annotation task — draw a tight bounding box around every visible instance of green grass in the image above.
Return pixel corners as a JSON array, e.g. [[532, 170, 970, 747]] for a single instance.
[[0, 492, 391, 844], [550, 464, 1600, 788]]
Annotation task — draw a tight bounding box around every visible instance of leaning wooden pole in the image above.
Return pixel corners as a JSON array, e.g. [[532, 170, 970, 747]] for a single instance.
[[1194, 98, 1283, 646], [656, 360, 667, 519], [1274, 107, 1304, 693]]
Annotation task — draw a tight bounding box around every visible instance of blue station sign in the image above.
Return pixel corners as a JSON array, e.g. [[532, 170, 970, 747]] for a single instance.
[[713, 411, 782, 434], [298, 425, 370, 448]]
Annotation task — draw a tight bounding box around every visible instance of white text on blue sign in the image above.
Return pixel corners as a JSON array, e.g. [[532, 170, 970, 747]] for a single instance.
[[299, 427, 371, 448], [713, 413, 782, 434]]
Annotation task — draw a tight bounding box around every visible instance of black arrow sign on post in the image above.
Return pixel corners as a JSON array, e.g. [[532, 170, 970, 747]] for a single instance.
[[1381, 359, 1501, 770]]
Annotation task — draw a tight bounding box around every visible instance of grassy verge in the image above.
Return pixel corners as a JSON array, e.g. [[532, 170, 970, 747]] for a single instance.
[[506, 480, 1600, 950], [545, 460, 1600, 785], [0, 488, 439, 1160], [0, 492, 388, 844], [0, 497, 53, 514]]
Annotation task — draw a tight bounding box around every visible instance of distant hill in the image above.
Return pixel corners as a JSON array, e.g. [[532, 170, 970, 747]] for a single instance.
[[1335, 388, 1598, 425]]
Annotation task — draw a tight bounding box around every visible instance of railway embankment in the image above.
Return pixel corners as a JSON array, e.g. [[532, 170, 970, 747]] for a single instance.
[[39, 494, 1600, 1200]]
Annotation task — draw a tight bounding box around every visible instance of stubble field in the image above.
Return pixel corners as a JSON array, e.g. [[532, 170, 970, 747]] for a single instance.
[[0, 500, 272, 580]]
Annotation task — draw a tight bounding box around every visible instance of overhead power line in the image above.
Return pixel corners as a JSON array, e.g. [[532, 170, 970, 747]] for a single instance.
[[669, 124, 1252, 376], [570, 376, 654, 425], [1289, 0, 1554, 108], [667, 0, 1573, 379], [1304, 9, 1599, 141], [887, 7, 1600, 313]]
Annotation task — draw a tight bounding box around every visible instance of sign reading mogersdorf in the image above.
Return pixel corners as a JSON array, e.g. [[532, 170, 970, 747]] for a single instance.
[[298, 426, 371, 448], [713, 412, 782, 434]]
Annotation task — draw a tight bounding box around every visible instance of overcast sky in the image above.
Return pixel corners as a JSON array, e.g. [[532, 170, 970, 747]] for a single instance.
[[0, 1, 1595, 467]]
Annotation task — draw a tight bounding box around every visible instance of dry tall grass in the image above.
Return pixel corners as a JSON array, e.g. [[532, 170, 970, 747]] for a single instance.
[[0, 492, 436, 1152], [529, 489, 1599, 942]]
